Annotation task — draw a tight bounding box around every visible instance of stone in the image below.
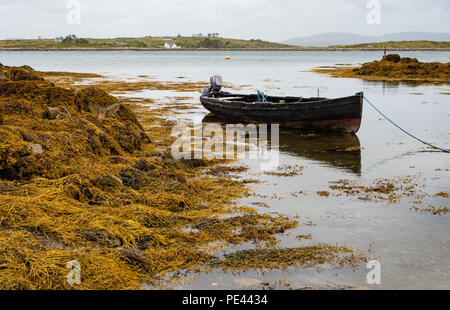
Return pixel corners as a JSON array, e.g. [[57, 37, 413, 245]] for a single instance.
[[88, 102, 120, 119], [43, 106, 71, 120], [233, 278, 264, 288], [21, 132, 34, 142], [29, 143, 43, 154], [96, 173, 123, 188]]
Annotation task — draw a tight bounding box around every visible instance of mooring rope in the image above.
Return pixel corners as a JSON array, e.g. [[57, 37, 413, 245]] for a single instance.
[[356, 93, 449, 153]]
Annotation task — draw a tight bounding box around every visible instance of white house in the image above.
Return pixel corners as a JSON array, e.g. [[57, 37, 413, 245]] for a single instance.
[[164, 42, 179, 49], [55, 36, 64, 43]]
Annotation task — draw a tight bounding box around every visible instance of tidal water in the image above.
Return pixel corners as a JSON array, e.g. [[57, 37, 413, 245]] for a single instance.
[[1, 50, 449, 289]]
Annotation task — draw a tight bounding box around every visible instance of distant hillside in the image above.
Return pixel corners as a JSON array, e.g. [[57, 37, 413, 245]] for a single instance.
[[0, 36, 292, 50], [2, 35, 449, 51], [331, 40, 450, 49], [283, 32, 450, 47]]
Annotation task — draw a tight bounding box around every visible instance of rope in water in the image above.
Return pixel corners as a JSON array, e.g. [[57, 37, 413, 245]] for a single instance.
[[356, 93, 449, 153]]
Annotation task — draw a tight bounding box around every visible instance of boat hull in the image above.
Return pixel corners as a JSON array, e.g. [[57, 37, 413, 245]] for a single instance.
[[200, 93, 363, 133]]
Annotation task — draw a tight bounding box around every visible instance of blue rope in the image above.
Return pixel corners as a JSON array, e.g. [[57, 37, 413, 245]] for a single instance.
[[256, 91, 262, 102], [256, 91, 268, 103], [356, 94, 449, 153]]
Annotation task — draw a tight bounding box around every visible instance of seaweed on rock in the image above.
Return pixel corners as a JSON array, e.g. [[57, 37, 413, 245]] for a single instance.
[[0, 65, 365, 289]]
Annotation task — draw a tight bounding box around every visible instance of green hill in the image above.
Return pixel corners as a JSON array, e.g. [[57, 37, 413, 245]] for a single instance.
[[0, 36, 293, 50], [330, 40, 450, 49], [2, 37, 449, 50]]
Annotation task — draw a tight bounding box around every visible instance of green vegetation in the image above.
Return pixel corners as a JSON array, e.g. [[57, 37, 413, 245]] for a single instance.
[[331, 40, 450, 49], [61, 35, 89, 45], [1, 37, 448, 50], [0, 36, 292, 50]]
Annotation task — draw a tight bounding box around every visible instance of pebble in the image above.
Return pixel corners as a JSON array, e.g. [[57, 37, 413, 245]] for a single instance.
[[29, 143, 43, 154]]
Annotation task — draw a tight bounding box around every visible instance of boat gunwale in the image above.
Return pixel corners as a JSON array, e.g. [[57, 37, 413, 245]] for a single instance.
[[200, 93, 362, 110]]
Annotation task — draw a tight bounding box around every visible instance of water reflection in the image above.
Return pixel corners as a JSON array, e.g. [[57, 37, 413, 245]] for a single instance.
[[361, 79, 435, 96], [278, 129, 361, 175], [202, 114, 362, 175]]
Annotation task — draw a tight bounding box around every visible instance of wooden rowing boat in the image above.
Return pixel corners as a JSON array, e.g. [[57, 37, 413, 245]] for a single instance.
[[200, 92, 364, 133]]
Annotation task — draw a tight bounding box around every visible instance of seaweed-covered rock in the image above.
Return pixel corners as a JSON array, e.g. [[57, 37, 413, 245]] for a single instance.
[[0, 79, 76, 108], [89, 102, 120, 119], [382, 54, 401, 63], [0, 130, 31, 178], [83, 120, 124, 156], [355, 56, 450, 79], [119, 168, 152, 190], [74, 86, 144, 130], [20, 65, 35, 72], [134, 159, 157, 172], [62, 175, 104, 204], [398, 57, 419, 64], [43, 106, 71, 120], [74, 86, 121, 112], [7, 67, 43, 81], [0, 65, 151, 181], [0, 98, 36, 117]]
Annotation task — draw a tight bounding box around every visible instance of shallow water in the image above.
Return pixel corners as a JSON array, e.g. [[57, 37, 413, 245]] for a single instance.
[[1, 50, 449, 289]]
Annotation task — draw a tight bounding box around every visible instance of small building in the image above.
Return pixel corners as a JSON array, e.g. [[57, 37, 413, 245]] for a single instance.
[[162, 36, 173, 41], [55, 36, 64, 43], [164, 42, 179, 49], [115, 41, 128, 46]]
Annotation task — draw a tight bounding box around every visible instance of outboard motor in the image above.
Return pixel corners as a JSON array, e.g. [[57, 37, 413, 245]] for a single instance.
[[202, 75, 222, 96]]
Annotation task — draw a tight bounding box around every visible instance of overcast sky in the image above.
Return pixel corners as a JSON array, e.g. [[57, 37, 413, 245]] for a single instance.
[[1, 0, 449, 41]]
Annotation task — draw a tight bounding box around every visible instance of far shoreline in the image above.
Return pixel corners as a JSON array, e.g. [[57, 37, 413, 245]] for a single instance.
[[1, 47, 450, 52]]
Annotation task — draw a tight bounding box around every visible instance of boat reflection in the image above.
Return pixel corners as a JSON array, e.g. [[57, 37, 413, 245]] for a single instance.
[[202, 114, 362, 175], [277, 129, 361, 175]]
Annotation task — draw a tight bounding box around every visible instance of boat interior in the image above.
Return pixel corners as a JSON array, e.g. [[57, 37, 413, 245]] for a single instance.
[[216, 93, 327, 104]]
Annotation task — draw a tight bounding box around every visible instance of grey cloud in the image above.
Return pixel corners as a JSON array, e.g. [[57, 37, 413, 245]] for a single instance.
[[0, 0, 448, 40]]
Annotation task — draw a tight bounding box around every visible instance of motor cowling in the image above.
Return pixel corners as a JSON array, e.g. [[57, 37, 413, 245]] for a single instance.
[[203, 75, 222, 95], [210, 75, 222, 92]]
